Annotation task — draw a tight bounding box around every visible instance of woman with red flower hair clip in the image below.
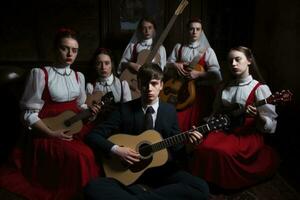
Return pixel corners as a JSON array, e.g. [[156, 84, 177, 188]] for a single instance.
[[0, 28, 100, 200]]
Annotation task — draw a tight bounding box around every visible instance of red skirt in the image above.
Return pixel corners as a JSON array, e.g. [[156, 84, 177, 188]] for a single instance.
[[177, 86, 214, 132], [190, 130, 279, 189], [0, 100, 100, 200]]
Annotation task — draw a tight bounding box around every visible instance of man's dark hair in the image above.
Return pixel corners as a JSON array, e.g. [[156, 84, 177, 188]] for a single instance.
[[137, 63, 163, 84]]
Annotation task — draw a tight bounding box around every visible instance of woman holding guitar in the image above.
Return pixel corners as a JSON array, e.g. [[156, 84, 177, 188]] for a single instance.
[[118, 16, 167, 99], [85, 48, 132, 124], [164, 18, 222, 132], [0, 28, 100, 200], [86, 48, 131, 110], [191, 46, 280, 191]]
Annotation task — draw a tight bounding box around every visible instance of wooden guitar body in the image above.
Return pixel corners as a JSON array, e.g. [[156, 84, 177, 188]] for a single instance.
[[86, 91, 104, 107], [42, 110, 83, 135], [102, 130, 168, 186], [42, 92, 114, 135], [102, 115, 230, 185], [119, 68, 140, 100], [160, 63, 205, 110]]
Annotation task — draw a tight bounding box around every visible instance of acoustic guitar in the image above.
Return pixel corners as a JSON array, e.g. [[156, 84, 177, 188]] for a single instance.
[[102, 114, 230, 186], [119, 0, 189, 100], [160, 54, 205, 110], [86, 91, 106, 107], [220, 89, 293, 128], [42, 92, 114, 135], [223, 89, 293, 117]]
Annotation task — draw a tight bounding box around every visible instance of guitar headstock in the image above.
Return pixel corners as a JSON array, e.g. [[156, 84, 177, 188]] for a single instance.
[[207, 115, 231, 131], [175, 0, 189, 15], [267, 90, 293, 105]]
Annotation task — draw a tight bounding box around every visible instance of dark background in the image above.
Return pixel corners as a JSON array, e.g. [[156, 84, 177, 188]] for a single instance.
[[0, 0, 299, 191]]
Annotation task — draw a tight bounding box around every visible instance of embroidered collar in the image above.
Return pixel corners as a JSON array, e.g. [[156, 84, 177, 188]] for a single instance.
[[234, 75, 253, 86], [139, 38, 153, 47], [52, 65, 72, 76], [98, 74, 114, 86], [188, 41, 201, 49]]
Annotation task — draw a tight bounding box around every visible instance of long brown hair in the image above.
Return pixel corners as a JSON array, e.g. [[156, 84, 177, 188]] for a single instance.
[[87, 48, 115, 83], [228, 46, 265, 83]]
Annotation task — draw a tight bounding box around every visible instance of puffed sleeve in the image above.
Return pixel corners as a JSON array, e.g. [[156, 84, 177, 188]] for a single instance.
[[86, 82, 94, 95], [20, 68, 46, 126], [255, 85, 278, 133], [199, 47, 222, 85], [77, 72, 88, 110], [118, 43, 135, 75], [121, 80, 132, 102], [158, 46, 167, 70]]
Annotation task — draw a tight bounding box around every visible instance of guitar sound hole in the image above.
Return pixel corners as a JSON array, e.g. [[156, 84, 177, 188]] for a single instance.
[[129, 143, 153, 173], [139, 143, 152, 158], [64, 120, 72, 127]]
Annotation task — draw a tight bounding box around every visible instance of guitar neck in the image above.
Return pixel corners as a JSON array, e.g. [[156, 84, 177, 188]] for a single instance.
[[228, 96, 271, 118], [145, 14, 179, 64], [64, 109, 92, 127], [64, 92, 114, 127], [150, 124, 210, 152]]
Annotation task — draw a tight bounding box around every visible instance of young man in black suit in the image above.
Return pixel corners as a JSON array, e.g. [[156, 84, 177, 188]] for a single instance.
[[84, 63, 209, 200]]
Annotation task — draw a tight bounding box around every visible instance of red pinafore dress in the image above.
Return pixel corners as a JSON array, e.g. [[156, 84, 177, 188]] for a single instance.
[[191, 83, 279, 189], [176, 46, 215, 132], [0, 67, 100, 200]]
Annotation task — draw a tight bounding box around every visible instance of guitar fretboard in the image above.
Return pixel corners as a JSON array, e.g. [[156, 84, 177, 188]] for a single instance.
[[145, 14, 178, 64], [150, 124, 211, 152], [64, 110, 92, 127]]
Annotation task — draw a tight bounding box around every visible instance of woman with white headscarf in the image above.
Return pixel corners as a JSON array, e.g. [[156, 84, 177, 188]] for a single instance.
[[164, 18, 222, 132]]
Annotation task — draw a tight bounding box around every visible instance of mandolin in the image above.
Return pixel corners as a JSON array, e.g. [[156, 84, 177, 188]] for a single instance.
[[120, 0, 189, 100]]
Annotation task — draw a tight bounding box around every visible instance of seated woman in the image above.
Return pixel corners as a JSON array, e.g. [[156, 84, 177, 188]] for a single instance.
[[86, 48, 132, 104], [0, 28, 100, 200], [191, 46, 279, 190]]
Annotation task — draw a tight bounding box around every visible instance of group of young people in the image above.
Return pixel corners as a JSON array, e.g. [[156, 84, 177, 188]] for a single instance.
[[0, 16, 279, 200]]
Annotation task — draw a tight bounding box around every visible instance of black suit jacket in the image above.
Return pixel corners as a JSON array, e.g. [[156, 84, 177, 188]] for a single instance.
[[86, 98, 182, 158]]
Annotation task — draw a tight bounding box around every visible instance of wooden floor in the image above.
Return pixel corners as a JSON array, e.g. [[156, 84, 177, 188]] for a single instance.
[[1, 173, 299, 200]]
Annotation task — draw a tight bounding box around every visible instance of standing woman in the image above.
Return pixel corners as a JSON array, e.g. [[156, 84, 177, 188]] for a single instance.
[[165, 18, 222, 132], [191, 46, 279, 190], [86, 48, 131, 105], [0, 28, 100, 200]]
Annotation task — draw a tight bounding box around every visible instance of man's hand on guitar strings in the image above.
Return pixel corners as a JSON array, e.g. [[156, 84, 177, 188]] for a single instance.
[[187, 126, 203, 145], [113, 146, 141, 165]]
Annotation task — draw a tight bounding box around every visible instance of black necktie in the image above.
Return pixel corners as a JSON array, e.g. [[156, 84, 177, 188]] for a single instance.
[[144, 106, 155, 130]]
